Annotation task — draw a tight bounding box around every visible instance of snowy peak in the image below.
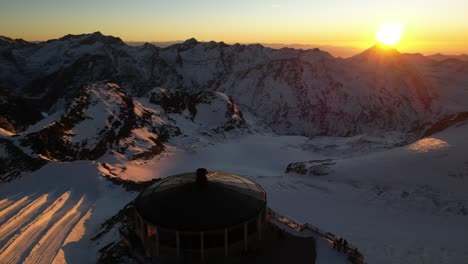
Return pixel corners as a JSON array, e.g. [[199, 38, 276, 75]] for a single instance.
[[172, 37, 200, 50], [428, 53, 468, 62], [182, 37, 199, 45], [0, 35, 30, 46], [23, 82, 136, 161], [17, 82, 248, 163], [54, 31, 125, 46], [368, 43, 400, 54], [345, 43, 439, 114], [351, 43, 401, 63], [144, 88, 247, 132]]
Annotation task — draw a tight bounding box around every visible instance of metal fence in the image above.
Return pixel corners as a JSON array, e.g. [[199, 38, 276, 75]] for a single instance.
[[267, 208, 365, 264]]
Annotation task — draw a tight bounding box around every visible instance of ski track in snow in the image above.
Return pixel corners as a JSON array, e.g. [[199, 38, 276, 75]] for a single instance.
[[0, 193, 51, 244], [0, 191, 93, 264], [0, 194, 22, 211], [51, 207, 94, 264], [0, 195, 36, 225]]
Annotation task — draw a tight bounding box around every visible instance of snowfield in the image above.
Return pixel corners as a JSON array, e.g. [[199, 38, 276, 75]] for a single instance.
[[109, 123, 468, 264]]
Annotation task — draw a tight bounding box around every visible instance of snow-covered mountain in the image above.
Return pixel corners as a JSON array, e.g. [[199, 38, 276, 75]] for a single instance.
[[2, 32, 466, 182], [1, 32, 458, 138], [0, 81, 248, 181], [405, 55, 468, 114], [0, 36, 31, 47], [3, 32, 465, 181], [428, 53, 468, 62]]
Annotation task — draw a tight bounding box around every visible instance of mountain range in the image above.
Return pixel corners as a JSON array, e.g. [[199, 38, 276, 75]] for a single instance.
[[2, 32, 467, 136], [1, 32, 467, 181]]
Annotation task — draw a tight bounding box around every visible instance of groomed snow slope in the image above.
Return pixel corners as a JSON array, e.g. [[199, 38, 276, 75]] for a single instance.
[[0, 162, 135, 264]]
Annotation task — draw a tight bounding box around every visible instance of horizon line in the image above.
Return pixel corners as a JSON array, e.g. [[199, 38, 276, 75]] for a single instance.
[[2, 32, 467, 58]]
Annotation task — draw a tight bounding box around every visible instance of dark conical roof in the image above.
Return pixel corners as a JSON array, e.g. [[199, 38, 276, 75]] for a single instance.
[[135, 171, 266, 231]]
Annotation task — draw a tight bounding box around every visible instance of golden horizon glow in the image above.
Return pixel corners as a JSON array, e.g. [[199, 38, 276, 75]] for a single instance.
[[376, 21, 404, 46], [1, 0, 468, 57]]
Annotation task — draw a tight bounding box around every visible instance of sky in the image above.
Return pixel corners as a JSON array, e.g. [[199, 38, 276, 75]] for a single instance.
[[1, 0, 467, 56]]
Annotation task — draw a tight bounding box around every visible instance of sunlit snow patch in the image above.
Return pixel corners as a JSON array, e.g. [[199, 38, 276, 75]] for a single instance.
[[408, 137, 449, 153]]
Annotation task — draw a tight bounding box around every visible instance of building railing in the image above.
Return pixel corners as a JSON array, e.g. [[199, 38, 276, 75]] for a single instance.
[[267, 208, 365, 264]]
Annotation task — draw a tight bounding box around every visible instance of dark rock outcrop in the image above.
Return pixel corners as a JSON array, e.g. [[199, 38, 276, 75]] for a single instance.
[[286, 159, 336, 176], [0, 138, 47, 182]]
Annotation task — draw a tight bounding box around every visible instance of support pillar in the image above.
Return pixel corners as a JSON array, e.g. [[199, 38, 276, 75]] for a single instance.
[[143, 223, 149, 257], [201, 232, 205, 262], [156, 227, 159, 257], [257, 213, 263, 241], [224, 228, 228, 257], [244, 222, 248, 252], [176, 231, 180, 257]]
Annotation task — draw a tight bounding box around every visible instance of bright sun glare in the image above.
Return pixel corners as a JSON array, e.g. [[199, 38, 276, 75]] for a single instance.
[[376, 21, 404, 46]]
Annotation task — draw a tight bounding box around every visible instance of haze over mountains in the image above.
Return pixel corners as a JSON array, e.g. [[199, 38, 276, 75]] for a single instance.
[[0, 32, 467, 264]]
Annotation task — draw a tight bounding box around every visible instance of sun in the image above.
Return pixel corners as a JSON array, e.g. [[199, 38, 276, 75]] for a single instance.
[[376, 21, 404, 46]]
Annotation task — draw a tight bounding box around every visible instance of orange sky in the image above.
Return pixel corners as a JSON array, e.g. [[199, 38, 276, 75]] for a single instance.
[[1, 0, 467, 56]]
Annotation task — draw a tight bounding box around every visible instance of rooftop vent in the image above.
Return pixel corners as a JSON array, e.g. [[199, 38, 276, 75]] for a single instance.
[[196, 168, 208, 186]]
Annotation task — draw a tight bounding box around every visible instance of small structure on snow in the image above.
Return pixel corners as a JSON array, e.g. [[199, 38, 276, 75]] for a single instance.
[[133, 169, 267, 261], [119, 168, 362, 264]]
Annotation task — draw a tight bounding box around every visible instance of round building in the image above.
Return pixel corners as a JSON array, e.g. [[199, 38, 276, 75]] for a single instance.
[[134, 169, 267, 261]]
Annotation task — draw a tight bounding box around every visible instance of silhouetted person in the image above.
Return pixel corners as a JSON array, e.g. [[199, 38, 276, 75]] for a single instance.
[[196, 168, 208, 186], [337, 238, 343, 251], [343, 239, 348, 253]]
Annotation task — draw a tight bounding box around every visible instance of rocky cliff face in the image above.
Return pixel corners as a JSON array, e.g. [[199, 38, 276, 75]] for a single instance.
[[0, 138, 46, 182], [0, 32, 449, 138]]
